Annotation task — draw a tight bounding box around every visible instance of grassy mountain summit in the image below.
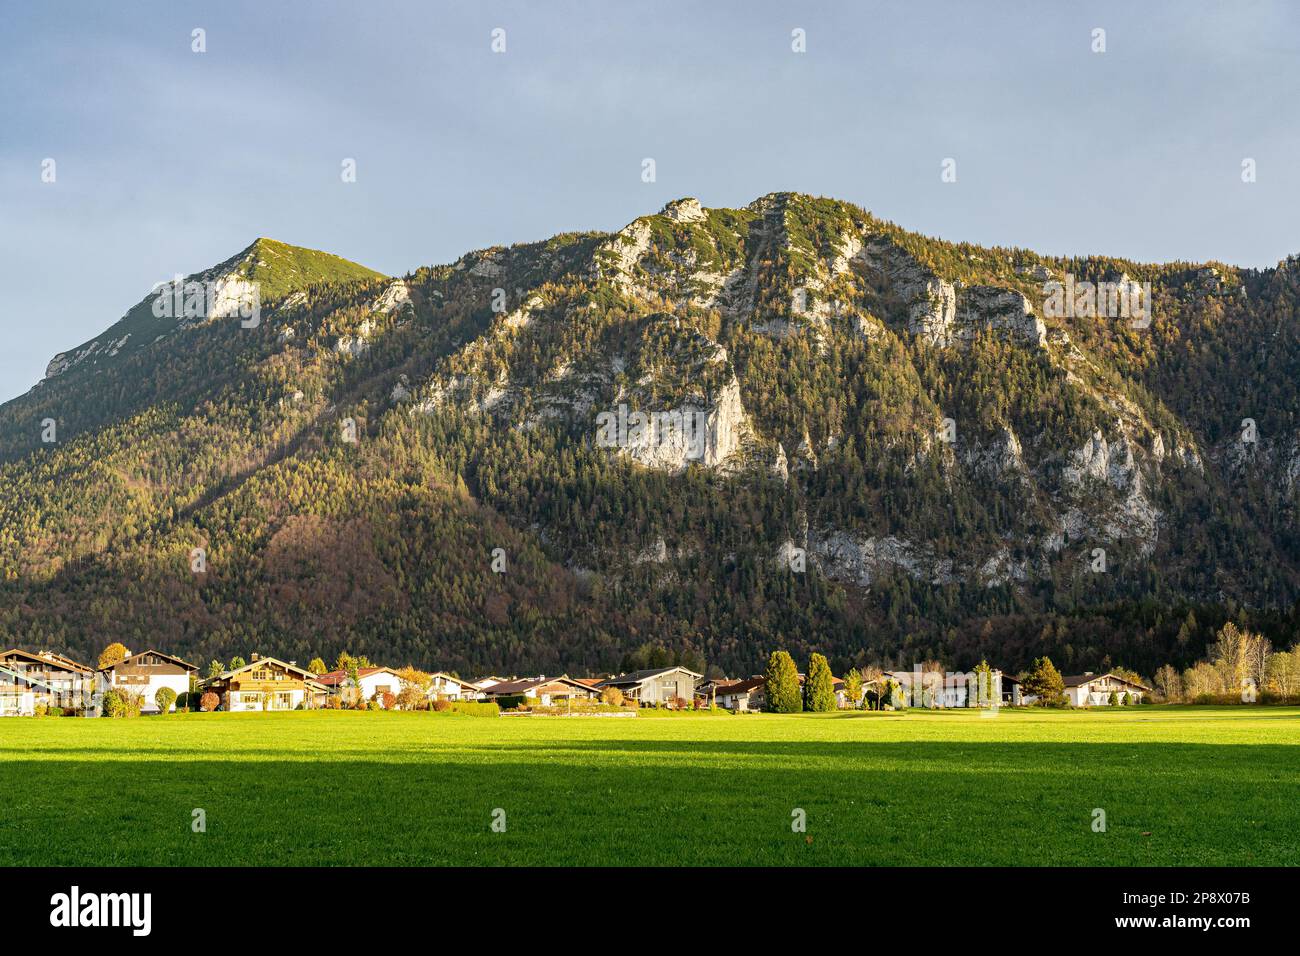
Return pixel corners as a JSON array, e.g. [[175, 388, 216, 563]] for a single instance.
[[40, 237, 385, 383], [1, 194, 1297, 676]]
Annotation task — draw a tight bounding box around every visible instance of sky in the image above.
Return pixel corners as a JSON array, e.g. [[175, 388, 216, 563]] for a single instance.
[[2, 0, 1298, 402]]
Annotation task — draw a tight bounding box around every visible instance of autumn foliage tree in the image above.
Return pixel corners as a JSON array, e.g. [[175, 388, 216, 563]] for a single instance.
[[395, 665, 431, 710], [97, 642, 128, 670]]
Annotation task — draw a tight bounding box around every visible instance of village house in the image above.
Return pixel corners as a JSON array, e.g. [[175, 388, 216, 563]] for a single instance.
[[1001, 673, 1024, 706], [888, 668, 1007, 708], [478, 675, 601, 705], [314, 666, 403, 706], [714, 676, 766, 712], [200, 655, 327, 711], [427, 671, 482, 701], [1062, 672, 1151, 706], [595, 666, 701, 706], [0, 649, 96, 716], [98, 649, 197, 713]]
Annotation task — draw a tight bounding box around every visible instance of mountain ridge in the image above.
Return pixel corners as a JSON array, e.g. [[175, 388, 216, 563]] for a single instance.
[[1, 193, 1297, 677]]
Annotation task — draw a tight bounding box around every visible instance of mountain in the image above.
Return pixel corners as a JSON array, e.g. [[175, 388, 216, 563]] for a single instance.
[[1, 196, 1298, 678], [40, 238, 385, 382]]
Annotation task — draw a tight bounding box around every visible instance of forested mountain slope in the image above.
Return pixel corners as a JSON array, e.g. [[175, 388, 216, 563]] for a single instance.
[[2, 194, 1297, 676]]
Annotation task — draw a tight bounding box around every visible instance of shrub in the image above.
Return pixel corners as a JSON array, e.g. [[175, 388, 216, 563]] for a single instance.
[[323, 696, 342, 710], [367, 700, 381, 711], [447, 701, 500, 717], [600, 686, 624, 707], [199, 691, 219, 712], [155, 687, 177, 714], [380, 692, 396, 711], [432, 698, 452, 712], [102, 688, 143, 718], [48, 707, 63, 717], [34, 703, 48, 717]]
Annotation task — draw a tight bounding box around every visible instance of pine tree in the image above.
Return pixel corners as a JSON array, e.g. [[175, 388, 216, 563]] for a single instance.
[[765, 650, 802, 713], [805, 653, 836, 712], [1023, 656, 1065, 706]]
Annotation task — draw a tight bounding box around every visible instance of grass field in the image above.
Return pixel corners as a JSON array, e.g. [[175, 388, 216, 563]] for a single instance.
[[2, 706, 1297, 866]]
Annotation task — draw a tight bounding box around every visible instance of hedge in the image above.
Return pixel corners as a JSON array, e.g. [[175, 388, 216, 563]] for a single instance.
[[439, 701, 500, 717]]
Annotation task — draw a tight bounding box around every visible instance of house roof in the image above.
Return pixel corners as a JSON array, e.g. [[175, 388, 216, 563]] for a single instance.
[[428, 671, 476, 689], [1063, 672, 1152, 691], [0, 648, 92, 675], [100, 649, 198, 673], [314, 666, 397, 687], [202, 656, 327, 688], [715, 676, 765, 695], [481, 675, 594, 696], [595, 666, 703, 688]]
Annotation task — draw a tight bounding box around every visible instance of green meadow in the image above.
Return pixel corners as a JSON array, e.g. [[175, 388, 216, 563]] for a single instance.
[[2, 707, 1296, 866]]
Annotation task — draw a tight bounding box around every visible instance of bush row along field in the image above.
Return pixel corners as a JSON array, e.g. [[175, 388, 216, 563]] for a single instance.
[[2, 706, 1297, 867]]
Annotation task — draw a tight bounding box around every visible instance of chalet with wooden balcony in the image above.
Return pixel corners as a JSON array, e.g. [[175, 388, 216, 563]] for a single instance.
[[0, 648, 96, 716], [98, 649, 198, 712], [199, 655, 327, 712]]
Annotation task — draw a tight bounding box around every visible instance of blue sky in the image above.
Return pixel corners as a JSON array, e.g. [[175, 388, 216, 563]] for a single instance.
[[2, 0, 1298, 401]]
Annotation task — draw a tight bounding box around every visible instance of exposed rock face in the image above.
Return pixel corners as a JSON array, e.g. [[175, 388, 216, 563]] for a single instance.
[[606, 376, 745, 472], [811, 532, 946, 588], [335, 318, 375, 356], [907, 283, 1044, 347], [372, 279, 415, 314], [662, 197, 707, 223], [1061, 428, 1161, 555], [964, 426, 1026, 478], [958, 287, 1047, 347], [907, 278, 958, 344]]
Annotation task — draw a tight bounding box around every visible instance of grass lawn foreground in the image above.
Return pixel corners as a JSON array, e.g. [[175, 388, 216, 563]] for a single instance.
[[2, 706, 1296, 866]]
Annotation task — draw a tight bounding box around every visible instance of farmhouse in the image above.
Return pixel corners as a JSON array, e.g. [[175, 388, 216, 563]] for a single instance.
[[1063, 672, 1151, 706], [315, 666, 403, 706], [200, 655, 327, 711], [98, 649, 197, 713], [479, 675, 600, 705], [0, 649, 96, 716], [595, 666, 701, 706]]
